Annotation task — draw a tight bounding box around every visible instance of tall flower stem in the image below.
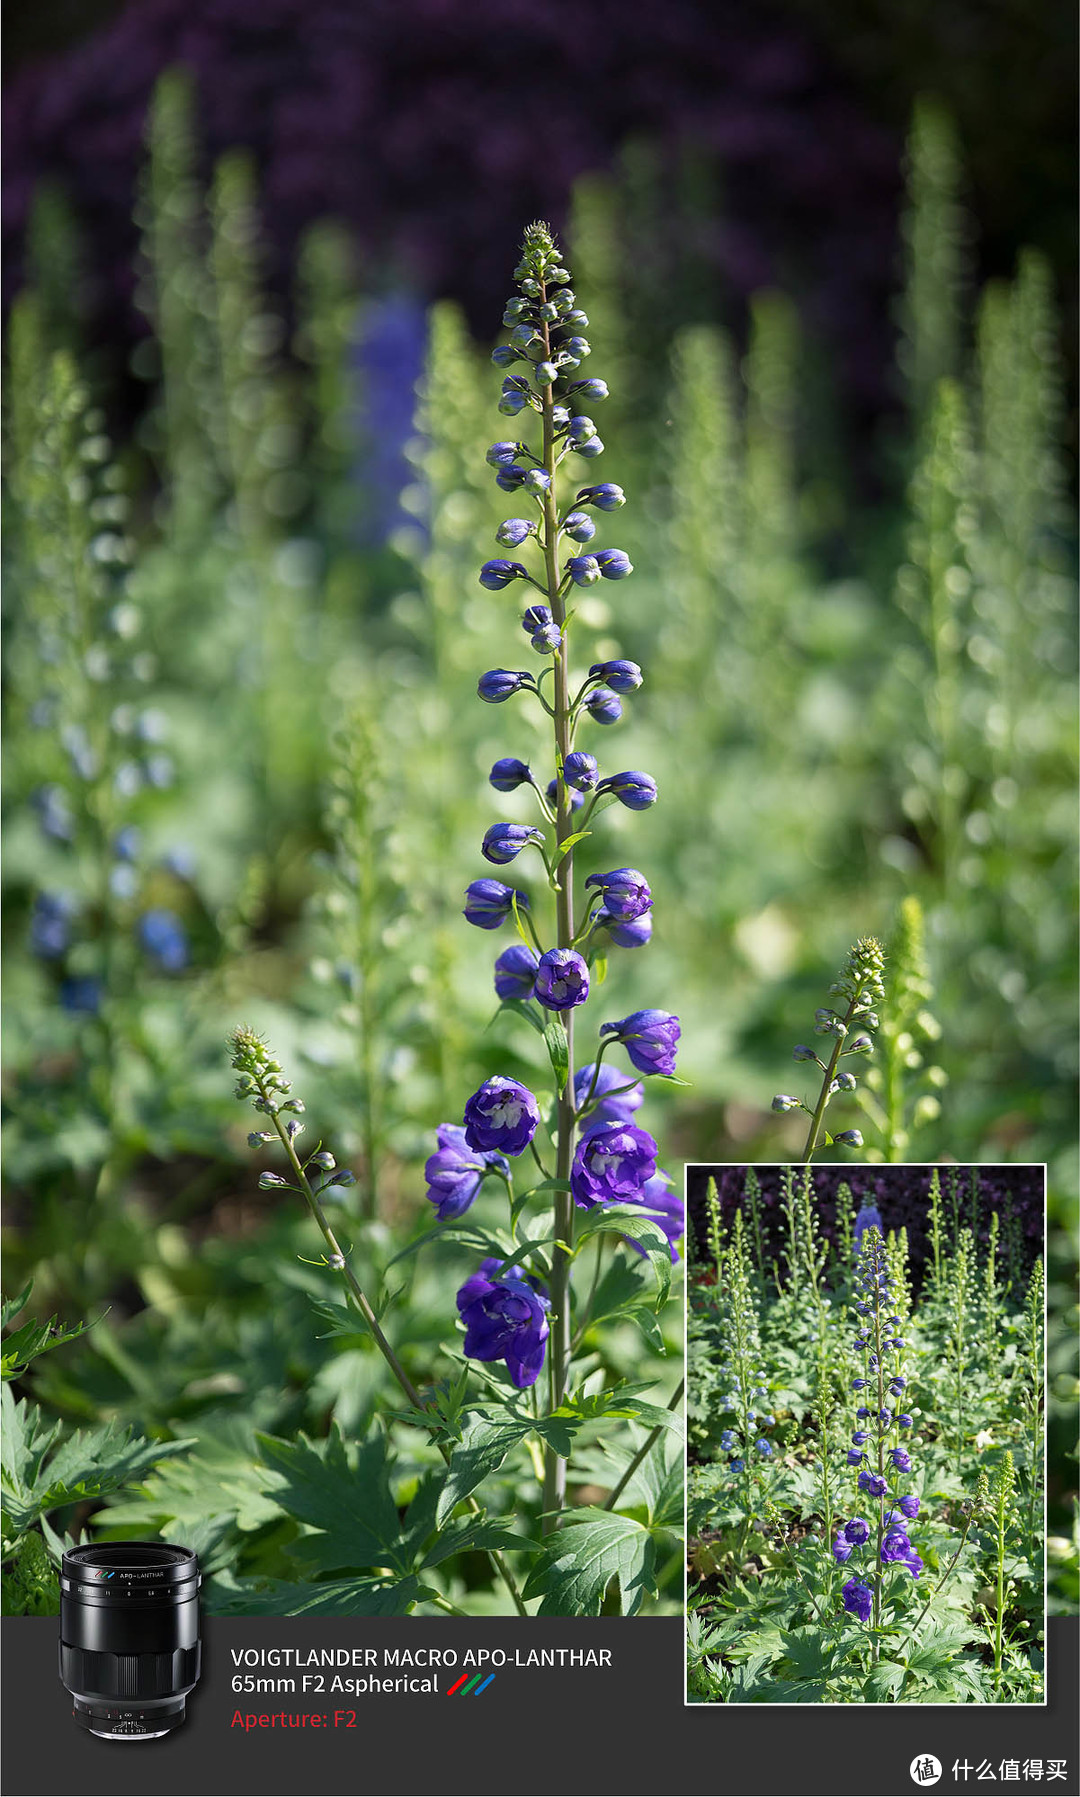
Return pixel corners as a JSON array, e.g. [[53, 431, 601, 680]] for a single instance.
[[801, 995, 859, 1161], [539, 288, 575, 1532], [870, 1260, 886, 1664]]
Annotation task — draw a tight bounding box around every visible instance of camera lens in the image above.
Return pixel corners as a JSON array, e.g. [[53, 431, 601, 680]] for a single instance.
[[59, 1543, 201, 1741]]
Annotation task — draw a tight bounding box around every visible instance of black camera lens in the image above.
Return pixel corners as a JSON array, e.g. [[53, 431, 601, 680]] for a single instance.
[[59, 1543, 201, 1741]]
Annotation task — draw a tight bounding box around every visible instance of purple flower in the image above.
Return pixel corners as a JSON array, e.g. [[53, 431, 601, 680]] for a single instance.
[[890, 1448, 912, 1472], [903, 1552, 924, 1579], [585, 686, 622, 725], [621, 1172, 684, 1262], [584, 868, 651, 922], [563, 751, 598, 790], [572, 1062, 644, 1125], [881, 1528, 912, 1564], [898, 1495, 920, 1520], [570, 1121, 658, 1209], [599, 770, 657, 810], [602, 910, 653, 949], [851, 1431, 868, 1445], [478, 669, 533, 704], [600, 1009, 681, 1078], [847, 1448, 866, 1465], [424, 1124, 509, 1221], [535, 947, 589, 1011], [137, 908, 188, 972], [30, 891, 76, 960], [858, 1471, 888, 1498], [844, 1517, 871, 1545], [589, 658, 641, 692], [853, 1202, 883, 1247], [897, 1414, 914, 1428], [842, 1578, 873, 1622], [457, 1258, 550, 1389], [463, 1076, 540, 1156], [486, 442, 521, 467], [479, 559, 528, 590], [489, 757, 532, 792], [573, 378, 609, 401], [481, 822, 543, 865], [494, 944, 539, 1001], [59, 976, 102, 1015], [563, 511, 596, 542], [463, 879, 530, 930], [833, 1536, 852, 1564], [113, 825, 141, 862], [496, 518, 534, 547]]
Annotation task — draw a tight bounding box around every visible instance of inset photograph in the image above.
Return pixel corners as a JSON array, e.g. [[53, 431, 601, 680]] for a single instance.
[[686, 1163, 1045, 1704]]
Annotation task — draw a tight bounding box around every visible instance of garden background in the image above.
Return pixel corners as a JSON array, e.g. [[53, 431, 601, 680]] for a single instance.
[[2, 0, 1077, 1614]]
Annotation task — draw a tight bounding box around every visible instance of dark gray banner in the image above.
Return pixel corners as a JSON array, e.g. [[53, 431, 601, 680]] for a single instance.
[[2, 1615, 1076, 1797]]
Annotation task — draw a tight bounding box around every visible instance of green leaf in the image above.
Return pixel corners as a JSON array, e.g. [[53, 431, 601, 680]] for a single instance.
[[257, 1424, 405, 1576], [544, 1018, 570, 1094], [0, 1386, 192, 1532], [592, 953, 608, 987], [418, 1515, 536, 1571], [864, 1661, 907, 1701], [905, 1620, 982, 1671], [496, 997, 545, 1038], [573, 1206, 672, 1305], [554, 829, 592, 862], [209, 1570, 426, 1617], [555, 1381, 685, 1440], [435, 1408, 584, 1528], [1, 1283, 96, 1382], [522, 1508, 656, 1616], [435, 1415, 535, 1526], [1, 1283, 34, 1332], [778, 1628, 834, 1680]]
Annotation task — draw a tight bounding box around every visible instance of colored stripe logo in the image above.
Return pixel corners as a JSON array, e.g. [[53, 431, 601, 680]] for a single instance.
[[446, 1672, 496, 1696]]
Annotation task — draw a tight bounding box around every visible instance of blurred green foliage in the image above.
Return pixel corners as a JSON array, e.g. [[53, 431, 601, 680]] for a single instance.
[[2, 77, 1075, 1609]]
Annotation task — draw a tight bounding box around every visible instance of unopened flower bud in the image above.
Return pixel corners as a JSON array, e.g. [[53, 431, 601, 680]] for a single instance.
[[585, 686, 622, 725], [477, 668, 533, 703], [594, 547, 632, 579], [479, 559, 528, 590], [563, 751, 598, 790]]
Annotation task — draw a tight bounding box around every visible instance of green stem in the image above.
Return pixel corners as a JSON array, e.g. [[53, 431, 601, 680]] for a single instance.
[[800, 996, 859, 1160], [871, 1270, 885, 1665], [993, 1494, 1005, 1692]]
